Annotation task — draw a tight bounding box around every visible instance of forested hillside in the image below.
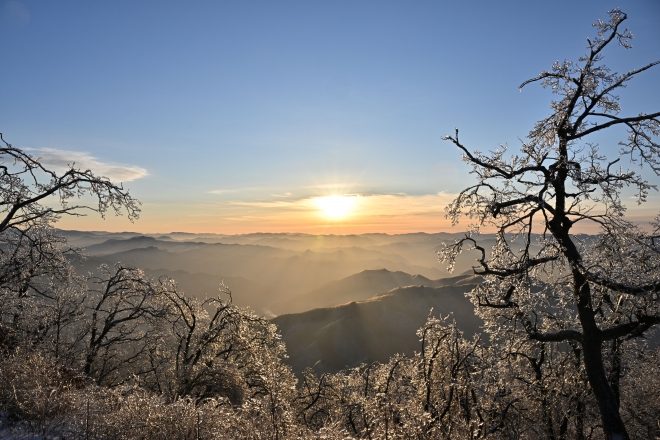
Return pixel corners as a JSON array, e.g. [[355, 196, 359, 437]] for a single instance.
[[273, 280, 483, 374]]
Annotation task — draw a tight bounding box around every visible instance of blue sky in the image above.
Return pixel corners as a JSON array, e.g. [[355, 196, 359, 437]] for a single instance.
[[2, 1, 659, 233]]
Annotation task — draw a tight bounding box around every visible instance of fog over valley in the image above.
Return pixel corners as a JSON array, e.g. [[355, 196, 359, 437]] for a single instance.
[[62, 229, 488, 373]]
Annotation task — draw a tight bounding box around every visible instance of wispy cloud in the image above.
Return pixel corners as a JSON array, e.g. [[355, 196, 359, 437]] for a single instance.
[[183, 192, 462, 234], [208, 186, 280, 195], [62, 189, 462, 234], [208, 189, 240, 195], [302, 183, 360, 190], [26, 148, 148, 182], [226, 199, 310, 211]]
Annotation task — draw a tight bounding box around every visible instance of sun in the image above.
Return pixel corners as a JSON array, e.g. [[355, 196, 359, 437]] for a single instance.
[[316, 195, 356, 219]]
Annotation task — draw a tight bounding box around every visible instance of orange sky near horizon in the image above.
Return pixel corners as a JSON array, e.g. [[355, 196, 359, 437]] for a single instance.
[[56, 193, 456, 235], [55, 191, 660, 236]]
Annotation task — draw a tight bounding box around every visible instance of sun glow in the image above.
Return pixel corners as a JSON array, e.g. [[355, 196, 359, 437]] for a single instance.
[[316, 195, 356, 219]]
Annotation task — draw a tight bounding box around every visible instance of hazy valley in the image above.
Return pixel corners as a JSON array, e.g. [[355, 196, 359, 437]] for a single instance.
[[60, 229, 493, 374]]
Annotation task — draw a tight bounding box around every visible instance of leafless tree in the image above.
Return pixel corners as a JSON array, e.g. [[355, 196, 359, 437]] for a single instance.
[[417, 316, 488, 438], [440, 9, 660, 439], [82, 264, 168, 386], [0, 134, 140, 359], [155, 281, 298, 438]]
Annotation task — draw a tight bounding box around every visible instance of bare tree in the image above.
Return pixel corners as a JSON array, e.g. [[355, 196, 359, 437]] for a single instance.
[[440, 9, 659, 439], [417, 316, 487, 438], [156, 283, 251, 401], [82, 264, 168, 385], [0, 134, 140, 352]]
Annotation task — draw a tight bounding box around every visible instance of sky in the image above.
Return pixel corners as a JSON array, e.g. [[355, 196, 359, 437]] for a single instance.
[[2, 0, 660, 234]]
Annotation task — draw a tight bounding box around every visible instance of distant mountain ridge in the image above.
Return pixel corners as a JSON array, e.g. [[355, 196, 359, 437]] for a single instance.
[[73, 245, 447, 314], [84, 236, 207, 255], [60, 230, 490, 374], [61, 230, 527, 319], [272, 268, 477, 315], [273, 280, 483, 375]]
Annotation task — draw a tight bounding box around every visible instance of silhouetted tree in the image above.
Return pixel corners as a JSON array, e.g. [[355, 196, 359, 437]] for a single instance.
[[440, 9, 660, 439], [0, 133, 139, 353], [82, 264, 169, 385]]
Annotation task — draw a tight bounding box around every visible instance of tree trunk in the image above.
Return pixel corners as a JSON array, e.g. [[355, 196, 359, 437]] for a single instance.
[[581, 333, 628, 440], [551, 137, 630, 440], [574, 270, 629, 440]]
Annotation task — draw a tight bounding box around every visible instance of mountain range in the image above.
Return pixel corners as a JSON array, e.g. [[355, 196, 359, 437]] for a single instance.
[[59, 230, 495, 372]]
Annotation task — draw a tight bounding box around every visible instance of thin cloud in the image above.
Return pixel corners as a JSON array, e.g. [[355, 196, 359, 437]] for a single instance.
[[303, 183, 358, 189], [227, 199, 310, 211], [223, 192, 458, 216], [208, 189, 240, 195], [208, 186, 279, 195], [212, 192, 461, 234], [26, 147, 148, 182]]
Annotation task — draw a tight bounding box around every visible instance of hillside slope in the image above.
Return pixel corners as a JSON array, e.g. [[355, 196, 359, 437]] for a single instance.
[[273, 281, 482, 375], [272, 269, 476, 314]]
